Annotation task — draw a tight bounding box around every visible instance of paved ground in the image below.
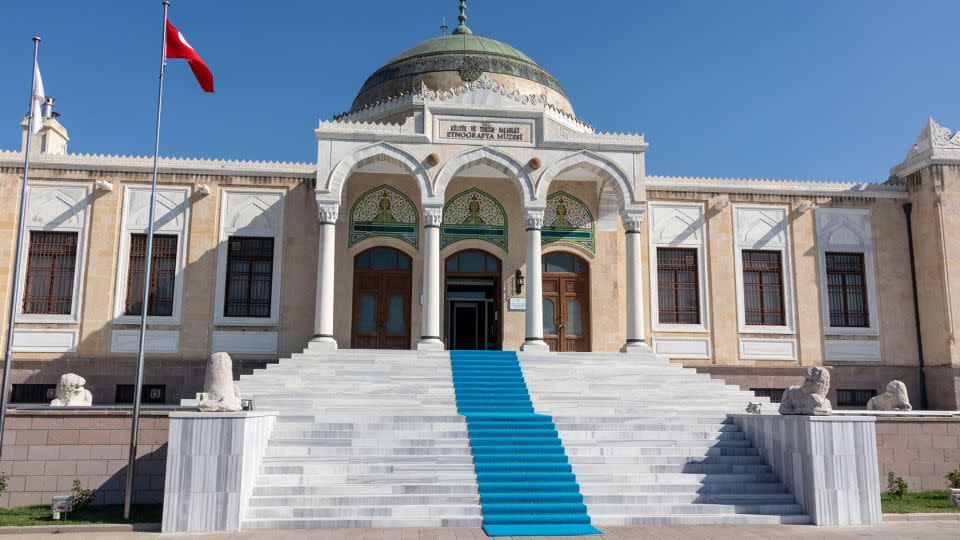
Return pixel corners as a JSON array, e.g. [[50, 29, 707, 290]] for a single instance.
[[13, 523, 960, 540]]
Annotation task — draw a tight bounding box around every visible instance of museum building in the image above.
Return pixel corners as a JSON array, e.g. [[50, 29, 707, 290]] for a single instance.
[[2, 9, 960, 410]]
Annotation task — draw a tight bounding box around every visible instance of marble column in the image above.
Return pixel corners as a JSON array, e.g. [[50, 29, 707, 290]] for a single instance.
[[521, 209, 549, 351], [418, 206, 444, 350], [622, 212, 647, 352], [310, 201, 338, 351]]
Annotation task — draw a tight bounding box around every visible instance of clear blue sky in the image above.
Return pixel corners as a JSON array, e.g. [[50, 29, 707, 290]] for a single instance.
[[1, 1, 958, 182]]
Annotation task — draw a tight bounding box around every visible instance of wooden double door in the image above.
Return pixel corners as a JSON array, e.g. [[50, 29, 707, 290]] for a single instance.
[[542, 252, 591, 352], [351, 247, 412, 349]]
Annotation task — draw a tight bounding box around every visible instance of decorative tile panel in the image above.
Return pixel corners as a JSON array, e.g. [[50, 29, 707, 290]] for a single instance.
[[541, 191, 595, 253], [441, 188, 507, 251], [349, 185, 418, 248]]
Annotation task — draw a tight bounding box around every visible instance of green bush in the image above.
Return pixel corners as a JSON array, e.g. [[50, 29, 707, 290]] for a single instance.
[[0, 473, 7, 496], [886, 471, 908, 501], [947, 467, 960, 490], [71, 479, 95, 510]]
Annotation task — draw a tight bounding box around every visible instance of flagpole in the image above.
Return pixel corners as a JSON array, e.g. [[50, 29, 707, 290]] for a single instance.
[[0, 36, 42, 462], [123, 0, 169, 520]]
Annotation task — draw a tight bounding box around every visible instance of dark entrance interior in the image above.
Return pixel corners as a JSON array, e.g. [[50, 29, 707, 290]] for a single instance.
[[445, 250, 502, 350]]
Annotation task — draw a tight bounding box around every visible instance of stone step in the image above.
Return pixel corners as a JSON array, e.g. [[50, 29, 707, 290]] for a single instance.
[[589, 514, 811, 526], [247, 494, 480, 507], [252, 484, 479, 496], [586, 503, 804, 516], [246, 505, 482, 519], [242, 517, 484, 529]]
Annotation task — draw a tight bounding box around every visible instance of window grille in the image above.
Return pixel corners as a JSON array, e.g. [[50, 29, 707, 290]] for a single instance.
[[836, 388, 876, 408], [11, 384, 57, 403], [825, 252, 869, 327], [657, 247, 700, 324], [750, 388, 785, 403], [22, 231, 78, 315], [125, 234, 178, 317], [224, 236, 274, 318], [742, 250, 785, 326], [115, 384, 166, 404]]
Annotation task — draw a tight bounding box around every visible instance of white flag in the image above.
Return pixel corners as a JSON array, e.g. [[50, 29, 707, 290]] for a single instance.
[[29, 60, 44, 134]]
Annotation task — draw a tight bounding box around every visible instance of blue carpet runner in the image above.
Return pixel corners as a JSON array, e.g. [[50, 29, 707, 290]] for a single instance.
[[450, 350, 602, 537]]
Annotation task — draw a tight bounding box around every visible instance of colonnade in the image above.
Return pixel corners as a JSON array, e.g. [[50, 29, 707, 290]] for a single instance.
[[309, 201, 647, 352]]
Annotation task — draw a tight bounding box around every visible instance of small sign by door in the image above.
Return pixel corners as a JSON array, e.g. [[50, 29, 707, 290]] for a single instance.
[[508, 297, 526, 311]]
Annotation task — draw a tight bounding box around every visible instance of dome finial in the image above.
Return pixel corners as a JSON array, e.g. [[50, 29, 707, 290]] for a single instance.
[[452, 0, 472, 35]]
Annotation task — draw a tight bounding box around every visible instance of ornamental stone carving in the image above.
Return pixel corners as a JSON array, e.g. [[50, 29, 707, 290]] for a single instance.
[[317, 201, 340, 224], [867, 380, 912, 411], [778, 367, 832, 416], [198, 352, 242, 412], [524, 210, 545, 230], [458, 55, 483, 82], [424, 206, 444, 227], [50, 373, 92, 407], [623, 212, 645, 233]]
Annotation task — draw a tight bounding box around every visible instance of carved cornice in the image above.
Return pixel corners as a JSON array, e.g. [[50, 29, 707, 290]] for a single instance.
[[315, 114, 427, 143], [0, 150, 314, 178], [891, 118, 960, 178], [647, 175, 907, 200]]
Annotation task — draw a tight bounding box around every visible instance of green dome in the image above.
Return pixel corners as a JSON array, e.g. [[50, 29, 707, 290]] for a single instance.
[[351, 33, 569, 113]]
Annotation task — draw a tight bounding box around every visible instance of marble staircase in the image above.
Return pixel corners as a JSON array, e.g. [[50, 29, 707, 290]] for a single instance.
[[520, 351, 810, 525], [237, 350, 482, 530], [234, 347, 808, 530]]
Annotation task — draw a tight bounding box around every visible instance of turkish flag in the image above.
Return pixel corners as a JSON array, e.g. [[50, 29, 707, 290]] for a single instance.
[[165, 20, 214, 93]]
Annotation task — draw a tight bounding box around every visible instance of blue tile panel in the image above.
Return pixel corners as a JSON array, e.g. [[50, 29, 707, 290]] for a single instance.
[[450, 350, 602, 537]]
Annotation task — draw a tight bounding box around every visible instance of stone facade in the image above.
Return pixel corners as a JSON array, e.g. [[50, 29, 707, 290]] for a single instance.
[[2, 24, 960, 410]]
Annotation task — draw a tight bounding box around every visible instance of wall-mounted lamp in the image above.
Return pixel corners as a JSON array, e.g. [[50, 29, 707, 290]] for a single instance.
[[514, 269, 525, 295]]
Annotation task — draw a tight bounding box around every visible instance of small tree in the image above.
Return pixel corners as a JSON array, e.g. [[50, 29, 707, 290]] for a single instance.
[[886, 471, 908, 501], [947, 467, 960, 490], [71, 479, 95, 510]]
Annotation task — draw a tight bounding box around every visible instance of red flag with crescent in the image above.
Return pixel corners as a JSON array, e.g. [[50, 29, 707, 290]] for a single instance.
[[165, 20, 214, 93]]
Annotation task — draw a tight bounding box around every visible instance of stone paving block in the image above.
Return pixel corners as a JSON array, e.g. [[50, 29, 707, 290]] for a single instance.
[[59, 445, 92, 460], [43, 459, 77, 476], [15, 429, 48, 445], [27, 445, 61, 461], [47, 429, 80, 445]]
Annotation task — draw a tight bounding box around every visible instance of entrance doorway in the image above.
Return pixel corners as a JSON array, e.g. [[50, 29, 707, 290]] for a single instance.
[[445, 250, 502, 350], [351, 247, 412, 349], [542, 252, 591, 352]]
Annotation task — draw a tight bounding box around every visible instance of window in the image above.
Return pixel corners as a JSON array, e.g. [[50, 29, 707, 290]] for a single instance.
[[22, 231, 78, 315], [224, 237, 275, 318], [11, 384, 57, 403], [446, 250, 499, 274], [657, 248, 700, 324], [836, 388, 876, 408], [750, 388, 785, 403], [357, 246, 411, 271], [741, 250, 785, 326], [542, 252, 587, 274], [124, 234, 178, 317], [825, 252, 868, 328], [115, 384, 166, 404]]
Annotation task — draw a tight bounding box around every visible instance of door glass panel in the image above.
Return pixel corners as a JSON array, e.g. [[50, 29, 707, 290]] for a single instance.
[[371, 248, 397, 269], [543, 299, 556, 334], [357, 294, 377, 333], [566, 298, 584, 336], [459, 251, 485, 273], [385, 295, 406, 333]]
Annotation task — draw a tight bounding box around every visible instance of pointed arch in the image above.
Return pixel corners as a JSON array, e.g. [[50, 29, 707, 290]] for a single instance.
[[536, 150, 637, 212], [434, 146, 535, 204], [324, 142, 432, 204]]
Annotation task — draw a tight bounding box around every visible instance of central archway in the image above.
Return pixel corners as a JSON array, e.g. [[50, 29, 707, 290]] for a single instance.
[[444, 249, 503, 350]]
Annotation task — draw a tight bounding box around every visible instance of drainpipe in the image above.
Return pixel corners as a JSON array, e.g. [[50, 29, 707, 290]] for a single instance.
[[903, 203, 929, 410]]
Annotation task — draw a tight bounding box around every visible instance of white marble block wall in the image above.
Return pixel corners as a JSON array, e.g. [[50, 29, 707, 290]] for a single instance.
[[162, 411, 277, 533], [733, 414, 882, 525]]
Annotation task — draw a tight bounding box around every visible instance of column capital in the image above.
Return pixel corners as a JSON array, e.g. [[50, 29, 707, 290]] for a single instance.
[[623, 211, 645, 233], [423, 206, 444, 228], [316, 201, 340, 224], [524, 209, 545, 230]]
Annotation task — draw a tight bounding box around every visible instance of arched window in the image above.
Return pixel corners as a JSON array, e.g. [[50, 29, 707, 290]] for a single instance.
[[355, 247, 411, 271], [542, 252, 588, 274], [446, 250, 501, 274]]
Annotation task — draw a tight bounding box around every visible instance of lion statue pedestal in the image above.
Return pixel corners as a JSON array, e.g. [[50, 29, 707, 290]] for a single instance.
[[867, 380, 912, 411], [49, 373, 93, 407], [779, 366, 832, 416], [197, 352, 242, 412]]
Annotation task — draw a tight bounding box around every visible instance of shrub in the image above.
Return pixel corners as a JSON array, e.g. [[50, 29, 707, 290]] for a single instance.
[[0, 473, 7, 496], [947, 467, 960, 490], [886, 471, 908, 501], [71, 479, 95, 509]]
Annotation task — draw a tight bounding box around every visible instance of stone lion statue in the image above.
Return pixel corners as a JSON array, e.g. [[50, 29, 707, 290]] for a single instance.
[[779, 366, 832, 416], [867, 380, 912, 411], [198, 352, 242, 412], [50, 373, 92, 406]]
